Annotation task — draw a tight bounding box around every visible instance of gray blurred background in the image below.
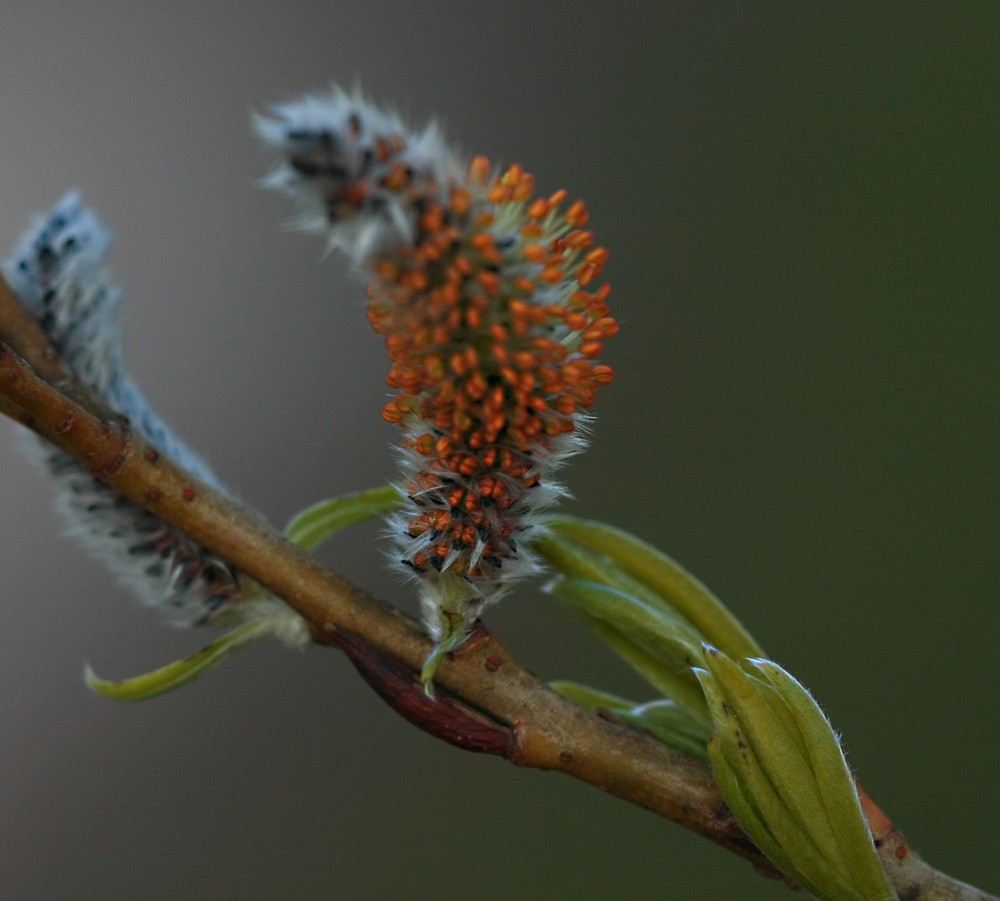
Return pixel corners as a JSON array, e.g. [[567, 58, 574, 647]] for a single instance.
[[1, 3, 997, 899]]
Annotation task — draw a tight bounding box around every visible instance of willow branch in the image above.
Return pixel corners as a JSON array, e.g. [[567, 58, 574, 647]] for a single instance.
[[0, 275, 993, 900]]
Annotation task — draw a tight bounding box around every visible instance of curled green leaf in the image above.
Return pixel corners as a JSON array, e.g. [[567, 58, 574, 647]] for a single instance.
[[552, 578, 708, 719], [539, 515, 763, 659], [531, 528, 680, 614], [85, 619, 271, 702], [285, 484, 402, 551]]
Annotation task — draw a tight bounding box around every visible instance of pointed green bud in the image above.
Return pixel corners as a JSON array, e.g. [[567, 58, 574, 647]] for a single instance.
[[695, 648, 896, 901]]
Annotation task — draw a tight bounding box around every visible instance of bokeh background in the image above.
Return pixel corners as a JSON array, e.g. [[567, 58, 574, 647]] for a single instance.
[[1, 3, 996, 899]]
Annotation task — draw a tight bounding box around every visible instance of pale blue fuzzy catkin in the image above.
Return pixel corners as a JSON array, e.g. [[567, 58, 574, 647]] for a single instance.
[[3, 193, 307, 645]]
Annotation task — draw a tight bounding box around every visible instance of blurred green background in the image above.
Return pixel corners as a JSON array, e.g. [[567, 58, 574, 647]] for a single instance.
[[0, 3, 996, 899]]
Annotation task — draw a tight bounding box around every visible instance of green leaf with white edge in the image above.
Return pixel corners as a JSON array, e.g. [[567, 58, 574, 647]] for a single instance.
[[749, 659, 895, 901], [555, 578, 703, 668], [285, 484, 402, 551], [85, 620, 271, 702], [575, 613, 710, 721], [625, 698, 712, 759], [541, 515, 763, 659], [531, 529, 686, 620], [551, 681, 711, 759], [552, 579, 709, 720], [549, 681, 635, 712]]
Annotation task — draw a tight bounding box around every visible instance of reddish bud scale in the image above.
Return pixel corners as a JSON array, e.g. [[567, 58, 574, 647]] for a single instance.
[[259, 86, 617, 648]]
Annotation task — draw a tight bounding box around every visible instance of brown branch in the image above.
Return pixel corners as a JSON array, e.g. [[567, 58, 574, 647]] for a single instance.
[[1, 272, 994, 900], [857, 787, 996, 901], [0, 331, 770, 872]]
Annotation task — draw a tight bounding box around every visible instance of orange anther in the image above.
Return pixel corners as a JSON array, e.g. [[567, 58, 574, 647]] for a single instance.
[[423, 355, 446, 380], [592, 364, 614, 384], [528, 198, 549, 220], [420, 205, 445, 233], [450, 187, 472, 215], [469, 232, 495, 252], [565, 200, 589, 227], [511, 350, 534, 371], [395, 394, 419, 414], [384, 162, 411, 191], [476, 271, 501, 296], [469, 156, 491, 185], [555, 396, 577, 416], [597, 316, 619, 337], [340, 185, 369, 206], [522, 243, 545, 263], [414, 434, 436, 455], [467, 377, 488, 402], [513, 177, 535, 201], [503, 163, 525, 186]]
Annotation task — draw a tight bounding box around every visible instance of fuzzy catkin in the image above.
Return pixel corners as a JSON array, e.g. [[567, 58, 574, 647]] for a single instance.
[[3, 193, 307, 645], [258, 86, 617, 655]]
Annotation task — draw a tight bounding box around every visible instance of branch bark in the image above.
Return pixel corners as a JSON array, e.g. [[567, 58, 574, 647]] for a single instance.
[[0, 272, 993, 900]]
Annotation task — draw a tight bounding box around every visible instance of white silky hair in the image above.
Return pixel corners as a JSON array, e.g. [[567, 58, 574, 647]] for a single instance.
[[3, 193, 308, 646], [256, 84, 463, 264]]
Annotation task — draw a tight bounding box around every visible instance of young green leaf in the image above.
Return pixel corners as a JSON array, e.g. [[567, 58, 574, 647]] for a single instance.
[[284, 485, 403, 551], [551, 681, 711, 759], [552, 578, 709, 720], [541, 516, 763, 659], [85, 619, 272, 702]]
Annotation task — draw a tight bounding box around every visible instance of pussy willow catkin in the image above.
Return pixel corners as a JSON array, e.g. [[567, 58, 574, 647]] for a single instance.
[[2, 193, 307, 646], [258, 86, 617, 674]]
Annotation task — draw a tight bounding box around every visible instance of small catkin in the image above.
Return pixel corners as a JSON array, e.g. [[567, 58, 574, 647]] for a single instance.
[[258, 86, 617, 674], [2, 193, 308, 647]]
